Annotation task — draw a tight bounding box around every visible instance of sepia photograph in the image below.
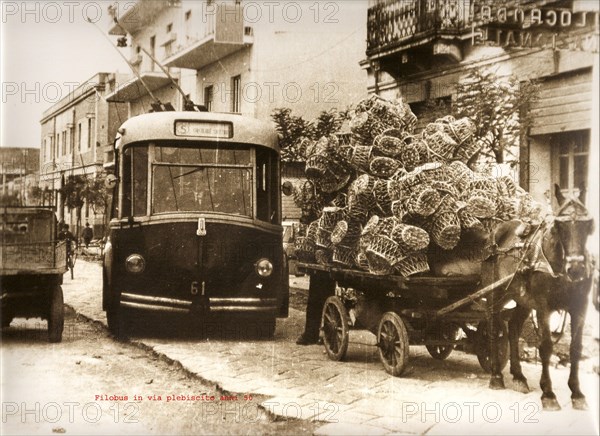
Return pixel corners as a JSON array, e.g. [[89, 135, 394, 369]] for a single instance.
[[1, 1, 599, 434]]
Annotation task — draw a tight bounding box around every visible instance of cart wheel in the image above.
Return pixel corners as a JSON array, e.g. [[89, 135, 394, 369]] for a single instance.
[[48, 285, 64, 343], [377, 312, 409, 376], [321, 296, 350, 361], [475, 320, 509, 373], [106, 302, 128, 340], [426, 323, 460, 360]]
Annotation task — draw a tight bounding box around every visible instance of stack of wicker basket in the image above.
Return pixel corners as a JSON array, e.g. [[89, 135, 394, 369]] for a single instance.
[[293, 95, 543, 277]]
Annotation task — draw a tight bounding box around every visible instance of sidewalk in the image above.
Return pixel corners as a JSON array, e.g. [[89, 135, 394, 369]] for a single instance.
[[62, 260, 599, 435]]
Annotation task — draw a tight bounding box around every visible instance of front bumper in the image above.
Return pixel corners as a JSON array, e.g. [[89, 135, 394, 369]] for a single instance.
[[119, 292, 279, 315]]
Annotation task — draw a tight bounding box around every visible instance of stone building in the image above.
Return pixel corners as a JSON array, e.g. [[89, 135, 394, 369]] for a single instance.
[[361, 0, 598, 213], [39, 72, 128, 235], [105, 0, 369, 220]]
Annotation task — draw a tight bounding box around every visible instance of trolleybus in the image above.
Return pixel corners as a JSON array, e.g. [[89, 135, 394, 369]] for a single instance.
[[103, 111, 288, 338]]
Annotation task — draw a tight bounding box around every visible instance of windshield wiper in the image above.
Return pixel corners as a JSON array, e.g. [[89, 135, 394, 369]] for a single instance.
[[173, 167, 204, 179]]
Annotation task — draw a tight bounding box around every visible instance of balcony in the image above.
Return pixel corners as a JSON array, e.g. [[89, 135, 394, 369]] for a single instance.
[[105, 72, 173, 103], [367, 0, 473, 58], [163, 3, 252, 70], [108, 0, 174, 36]]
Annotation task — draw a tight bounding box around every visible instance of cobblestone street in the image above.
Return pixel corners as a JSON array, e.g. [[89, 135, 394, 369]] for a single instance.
[[57, 260, 599, 435]]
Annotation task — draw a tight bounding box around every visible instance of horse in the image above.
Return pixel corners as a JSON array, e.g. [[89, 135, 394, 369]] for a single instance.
[[502, 184, 595, 411]]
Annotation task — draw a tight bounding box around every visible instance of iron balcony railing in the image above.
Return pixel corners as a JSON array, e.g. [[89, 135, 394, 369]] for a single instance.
[[367, 0, 473, 54]]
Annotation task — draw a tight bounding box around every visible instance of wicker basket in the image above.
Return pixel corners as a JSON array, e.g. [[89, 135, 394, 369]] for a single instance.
[[498, 176, 518, 198], [402, 106, 418, 133], [453, 138, 481, 163], [431, 180, 459, 198], [369, 156, 401, 178], [497, 197, 519, 220], [424, 130, 458, 161], [316, 207, 344, 248], [407, 184, 441, 217], [365, 234, 401, 275], [361, 215, 380, 238], [391, 200, 409, 221], [448, 161, 475, 192], [330, 220, 348, 245], [373, 179, 393, 216], [349, 145, 374, 172], [465, 189, 497, 219], [395, 252, 430, 277], [457, 208, 484, 230], [391, 223, 430, 252], [466, 177, 498, 193], [432, 212, 462, 250], [413, 162, 452, 185], [295, 221, 318, 262], [373, 135, 403, 157], [380, 128, 404, 140], [294, 235, 316, 262], [320, 206, 345, 229], [317, 167, 352, 193], [399, 137, 428, 171], [448, 117, 475, 145], [437, 195, 462, 214], [332, 244, 356, 267], [305, 154, 329, 178]]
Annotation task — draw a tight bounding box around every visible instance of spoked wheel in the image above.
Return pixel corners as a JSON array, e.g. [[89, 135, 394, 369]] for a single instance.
[[475, 320, 509, 373], [426, 323, 460, 360], [47, 285, 64, 343], [321, 296, 350, 361], [377, 312, 409, 376]]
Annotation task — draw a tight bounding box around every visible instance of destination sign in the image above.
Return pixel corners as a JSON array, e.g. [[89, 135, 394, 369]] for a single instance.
[[174, 121, 233, 139]]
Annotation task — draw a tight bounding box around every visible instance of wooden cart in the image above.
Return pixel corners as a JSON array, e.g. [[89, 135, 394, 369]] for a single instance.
[[1, 207, 67, 342], [298, 254, 517, 376]]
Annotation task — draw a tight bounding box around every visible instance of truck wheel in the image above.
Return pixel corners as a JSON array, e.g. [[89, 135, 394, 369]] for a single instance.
[[377, 312, 409, 376], [48, 285, 64, 343]]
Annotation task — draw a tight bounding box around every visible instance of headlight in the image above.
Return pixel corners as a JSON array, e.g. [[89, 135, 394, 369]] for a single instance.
[[125, 254, 145, 273], [255, 258, 273, 277]]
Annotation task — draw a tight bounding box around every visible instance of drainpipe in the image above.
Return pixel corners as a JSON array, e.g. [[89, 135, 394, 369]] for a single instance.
[[587, 52, 599, 259]]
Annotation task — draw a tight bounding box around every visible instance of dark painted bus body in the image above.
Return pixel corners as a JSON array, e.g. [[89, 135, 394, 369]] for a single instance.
[[103, 112, 288, 337]]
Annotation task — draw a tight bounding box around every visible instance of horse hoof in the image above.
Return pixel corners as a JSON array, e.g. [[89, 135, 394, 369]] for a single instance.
[[489, 377, 505, 390], [513, 378, 530, 394], [572, 397, 588, 410], [541, 397, 561, 411]]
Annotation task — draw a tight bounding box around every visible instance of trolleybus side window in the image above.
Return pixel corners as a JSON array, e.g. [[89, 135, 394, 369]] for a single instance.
[[121, 145, 149, 218], [256, 148, 280, 224], [133, 146, 148, 216], [121, 148, 132, 218]]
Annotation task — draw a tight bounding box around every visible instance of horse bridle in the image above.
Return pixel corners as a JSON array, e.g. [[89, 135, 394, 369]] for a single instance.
[[550, 197, 594, 282]]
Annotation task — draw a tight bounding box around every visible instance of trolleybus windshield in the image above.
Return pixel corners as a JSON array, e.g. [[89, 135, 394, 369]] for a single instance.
[[151, 144, 252, 216]]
